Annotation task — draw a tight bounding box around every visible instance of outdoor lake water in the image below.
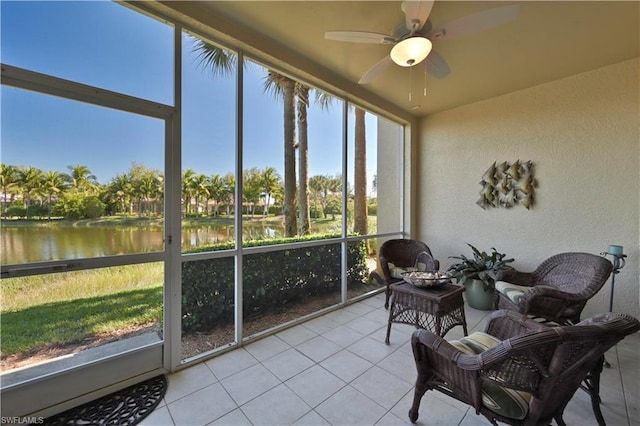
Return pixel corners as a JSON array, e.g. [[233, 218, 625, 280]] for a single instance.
[[1, 221, 287, 265]]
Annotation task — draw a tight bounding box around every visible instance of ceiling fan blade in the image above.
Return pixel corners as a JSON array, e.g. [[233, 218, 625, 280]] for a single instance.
[[428, 4, 520, 41], [402, 0, 435, 32], [358, 56, 393, 84], [425, 51, 450, 79], [325, 31, 396, 44]]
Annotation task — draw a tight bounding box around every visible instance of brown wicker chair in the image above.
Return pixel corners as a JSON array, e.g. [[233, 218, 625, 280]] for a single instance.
[[494, 252, 613, 325], [409, 310, 640, 426], [371, 239, 439, 309]]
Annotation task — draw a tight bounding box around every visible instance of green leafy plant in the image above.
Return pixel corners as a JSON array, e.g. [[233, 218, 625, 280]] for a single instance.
[[448, 244, 514, 291], [181, 234, 369, 332]]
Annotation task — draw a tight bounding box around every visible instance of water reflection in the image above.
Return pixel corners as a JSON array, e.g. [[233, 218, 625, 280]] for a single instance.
[[1, 221, 286, 264]]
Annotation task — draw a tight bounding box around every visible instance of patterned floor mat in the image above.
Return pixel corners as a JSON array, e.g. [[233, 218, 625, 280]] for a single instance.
[[44, 375, 166, 425]]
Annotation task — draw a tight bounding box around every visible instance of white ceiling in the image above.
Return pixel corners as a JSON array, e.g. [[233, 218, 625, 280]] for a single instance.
[[155, 1, 639, 118]]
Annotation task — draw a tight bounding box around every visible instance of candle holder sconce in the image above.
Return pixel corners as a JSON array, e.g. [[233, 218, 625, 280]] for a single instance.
[[600, 245, 626, 313], [600, 245, 626, 369]]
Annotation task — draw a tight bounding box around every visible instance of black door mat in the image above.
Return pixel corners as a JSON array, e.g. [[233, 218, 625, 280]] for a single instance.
[[44, 375, 167, 425]]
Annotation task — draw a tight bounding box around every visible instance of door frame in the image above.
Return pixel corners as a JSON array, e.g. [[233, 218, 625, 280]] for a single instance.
[[0, 63, 176, 419]]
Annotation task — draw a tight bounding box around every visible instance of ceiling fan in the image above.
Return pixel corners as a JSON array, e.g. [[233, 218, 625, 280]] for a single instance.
[[325, 1, 520, 84]]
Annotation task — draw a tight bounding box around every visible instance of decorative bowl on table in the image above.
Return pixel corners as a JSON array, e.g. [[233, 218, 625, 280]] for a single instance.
[[401, 271, 452, 288]]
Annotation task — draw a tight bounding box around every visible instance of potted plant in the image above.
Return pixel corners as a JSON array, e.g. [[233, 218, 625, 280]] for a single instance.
[[448, 244, 514, 310]]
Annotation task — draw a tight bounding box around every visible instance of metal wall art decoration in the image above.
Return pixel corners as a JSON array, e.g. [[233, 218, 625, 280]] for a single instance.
[[477, 160, 536, 210]]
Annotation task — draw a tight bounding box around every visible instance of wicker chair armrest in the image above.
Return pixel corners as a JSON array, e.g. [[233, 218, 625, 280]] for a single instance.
[[412, 329, 484, 370], [518, 286, 584, 310], [412, 324, 559, 398], [379, 255, 392, 281], [484, 310, 547, 340], [474, 332, 562, 393], [413, 325, 547, 373], [496, 270, 537, 287]]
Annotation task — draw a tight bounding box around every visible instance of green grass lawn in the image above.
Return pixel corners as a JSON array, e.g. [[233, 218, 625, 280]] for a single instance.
[[1, 215, 378, 357], [1, 264, 163, 356]]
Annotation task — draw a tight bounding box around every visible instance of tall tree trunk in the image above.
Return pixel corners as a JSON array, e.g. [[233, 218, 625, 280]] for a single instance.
[[264, 194, 270, 216], [354, 107, 368, 236], [322, 189, 328, 219], [282, 78, 298, 237], [297, 85, 310, 235]]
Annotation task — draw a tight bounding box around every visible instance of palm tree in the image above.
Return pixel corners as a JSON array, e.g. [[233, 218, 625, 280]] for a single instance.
[[195, 38, 344, 237], [107, 173, 134, 215], [193, 40, 237, 76], [260, 167, 280, 216], [138, 174, 163, 216], [192, 40, 240, 218], [150, 174, 164, 215], [264, 71, 297, 236], [127, 163, 162, 217], [297, 88, 336, 233], [193, 38, 365, 237], [193, 38, 299, 231], [296, 83, 338, 233], [353, 107, 368, 237], [242, 168, 263, 216], [42, 170, 67, 220], [182, 168, 197, 216], [0, 164, 19, 218], [66, 164, 98, 193], [296, 84, 311, 234], [190, 173, 210, 215], [222, 173, 236, 216], [18, 166, 43, 218], [206, 174, 225, 216], [309, 174, 330, 219], [270, 182, 285, 214]]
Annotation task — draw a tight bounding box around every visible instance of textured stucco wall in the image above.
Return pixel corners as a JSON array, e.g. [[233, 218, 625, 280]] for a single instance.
[[417, 58, 639, 318], [376, 117, 404, 235]]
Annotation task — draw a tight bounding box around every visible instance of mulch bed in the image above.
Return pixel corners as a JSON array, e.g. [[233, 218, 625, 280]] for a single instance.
[[2, 285, 380, 371]]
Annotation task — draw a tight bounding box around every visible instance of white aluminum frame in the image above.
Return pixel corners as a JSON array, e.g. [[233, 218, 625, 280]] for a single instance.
[[0, 3, 410, 416], [0, 63, 175, 418]]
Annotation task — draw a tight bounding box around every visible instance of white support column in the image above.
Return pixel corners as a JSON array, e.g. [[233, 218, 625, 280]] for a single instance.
[[166, 23, 183, 372], [234, 51, 245, 345]]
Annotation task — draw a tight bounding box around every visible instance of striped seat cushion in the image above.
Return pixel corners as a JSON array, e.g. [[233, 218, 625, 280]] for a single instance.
[[449, 332, 532, 420], [495, 281, 530, 304], [495, 282, 579, 315]]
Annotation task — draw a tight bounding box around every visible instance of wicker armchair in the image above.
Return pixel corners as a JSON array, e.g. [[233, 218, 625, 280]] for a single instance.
[[371, 239, 439, 309], [409, 310, 640, 426], [494, 252, 612, 325]]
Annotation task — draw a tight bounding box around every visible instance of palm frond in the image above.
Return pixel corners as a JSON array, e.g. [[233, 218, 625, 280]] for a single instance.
[[314, 90, 334, 111], [263, 71, 289, 100], [192, 39, 237, 77]]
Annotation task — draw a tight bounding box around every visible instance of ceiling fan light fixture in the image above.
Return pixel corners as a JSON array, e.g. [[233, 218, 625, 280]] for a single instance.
[[390, 36, 432, 67]]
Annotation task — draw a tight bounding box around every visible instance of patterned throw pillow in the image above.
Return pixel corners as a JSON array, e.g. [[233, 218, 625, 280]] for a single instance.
[[449, 332, 532, 420], [388, 252, 437, 279], [387, 262, 417, 279]]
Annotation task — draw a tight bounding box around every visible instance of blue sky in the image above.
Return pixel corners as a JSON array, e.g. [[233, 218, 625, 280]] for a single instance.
[[1, 1, 378, 190]]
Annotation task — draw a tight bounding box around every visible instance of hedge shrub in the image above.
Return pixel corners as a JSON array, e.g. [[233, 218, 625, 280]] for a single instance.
[[182, 234, 369, 332]]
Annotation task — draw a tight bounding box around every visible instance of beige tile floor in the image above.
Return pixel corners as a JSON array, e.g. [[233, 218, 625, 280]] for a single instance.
[[142, 293, 639, 426]]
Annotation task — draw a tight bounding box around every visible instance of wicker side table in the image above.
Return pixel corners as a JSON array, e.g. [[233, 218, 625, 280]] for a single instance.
[[385, 282, 468, 344]]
